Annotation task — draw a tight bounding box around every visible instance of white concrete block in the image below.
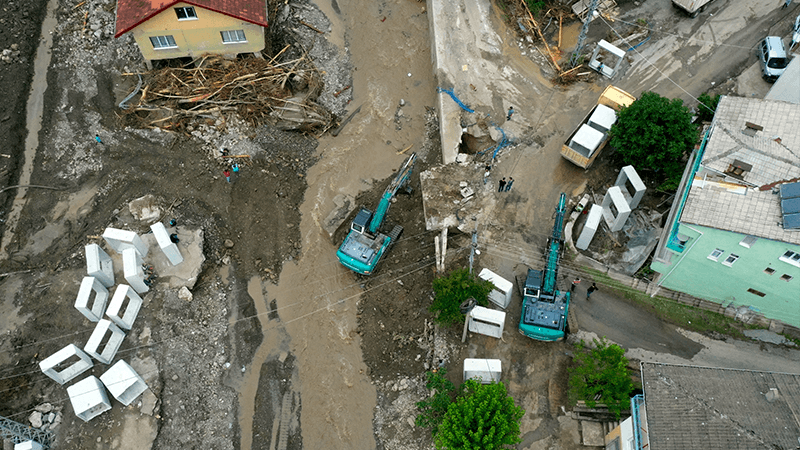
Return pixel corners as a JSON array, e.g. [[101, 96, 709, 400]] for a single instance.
[[74, 276, 109, 322], [14, 441, 43, 450], [106, 285, 142, 330], [463, 358, 502, 383], [468, 306, 506, 339], [478, 268, 513, 309], [84, 319, 126, 364], [66, 376, 111, 422], [150, 222, 183, 265], [615, 165, 646, 209], [576, 205, 604, 251], [100, 360, 148, 406], [102, 227, 148, 257], [85, 243, 114, 287], [123, 247, 149, 293], [601, 186, 632, 232], [39, 344, 93, 386]]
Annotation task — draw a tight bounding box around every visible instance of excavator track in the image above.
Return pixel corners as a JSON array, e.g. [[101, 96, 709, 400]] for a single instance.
[[388, 225, 403, 243]]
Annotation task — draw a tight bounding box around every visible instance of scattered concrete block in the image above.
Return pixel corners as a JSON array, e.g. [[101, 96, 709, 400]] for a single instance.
[[14, 441, 43, 450], [468, 306, 506, 339], [123, 247, 149, 293], [39, 344, 94, 386], [576, 205, 604, 250], [106, 285, 142, 330], [100, 360, 148, 406], [85, 243, 114, 287], [102, 227, 148, 257], [66, 376, 111, 422], [74, 276, 109, 322], [463, 358, 501, 383], [128, 194, 161, 222], [84, 319, 126, 364], [615, 165, 646, 209], [582, 420, 605, 446], [601, 186, 632, 232], [150, 222, 183, 265], [478, 268, 513, 309]]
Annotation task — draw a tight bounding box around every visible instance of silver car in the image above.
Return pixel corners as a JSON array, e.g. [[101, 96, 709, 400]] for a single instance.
[[758, 36, 789, 82]]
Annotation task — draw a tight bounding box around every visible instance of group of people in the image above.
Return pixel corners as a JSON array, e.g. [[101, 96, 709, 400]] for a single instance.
[[571, 277, 598, 299], [223, 163, 240, 183], [498, 177, 514, 192]]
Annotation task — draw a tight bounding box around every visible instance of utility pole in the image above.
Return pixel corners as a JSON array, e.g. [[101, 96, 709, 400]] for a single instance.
[[569, 0, 600, 67], [469, 218, 478, 274], [0, 414, 53, 448]]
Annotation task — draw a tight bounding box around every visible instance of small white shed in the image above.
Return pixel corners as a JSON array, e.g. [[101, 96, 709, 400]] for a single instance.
[[468, 306, 506, 339], [463, 358, 502, 384], [478, 268, 513, 309]]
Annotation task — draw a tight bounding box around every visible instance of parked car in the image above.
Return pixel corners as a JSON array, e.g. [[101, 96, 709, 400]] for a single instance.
[[792, 14, 800, 50], [758, 36, 790, 82]]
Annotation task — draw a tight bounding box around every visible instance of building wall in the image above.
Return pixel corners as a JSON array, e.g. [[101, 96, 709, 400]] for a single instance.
[[131, 3, 265, 62], [652, 223, 800, 327]]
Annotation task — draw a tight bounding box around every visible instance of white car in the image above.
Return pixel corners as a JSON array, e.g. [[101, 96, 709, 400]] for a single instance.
[[793, 14, 800, 50]]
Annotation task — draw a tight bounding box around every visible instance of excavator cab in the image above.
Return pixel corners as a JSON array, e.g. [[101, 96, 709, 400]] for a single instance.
[[351, 208, 373, 235]]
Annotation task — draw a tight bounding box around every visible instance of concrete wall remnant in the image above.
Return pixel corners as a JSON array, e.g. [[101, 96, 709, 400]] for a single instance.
[[150, 222, 183, 265], [14, 441, 44, 450], [602, 186, 632, 232], [102, 227, 148, 257], [39, 344, 94, 385], [85, 243, 114, 287], [478, 268, 513, 309], [467, 306, 506, 338], [615, 165, 646, 209], [100, 360, 148, 406], [122, 247, 149, 293], [74, 276, 110, 322], [463, 358, 501, 383], [66, 375, 111, 422], [106, 285, 143, 330], [84, 319, 126, 364], [577, 205, 604, 250], [588, 39, 625, 78]]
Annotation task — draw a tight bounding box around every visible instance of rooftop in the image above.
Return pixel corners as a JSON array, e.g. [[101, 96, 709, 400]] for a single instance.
[[680, 96, 800, 244], [115, 0, 268, 38], [642, 362, 800, 450]]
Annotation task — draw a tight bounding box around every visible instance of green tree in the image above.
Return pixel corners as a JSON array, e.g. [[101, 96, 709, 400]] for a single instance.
[[568, 338, 634, 419], [416, 369, 456, 434], [608, 91, 698, 190], [435, 380, 525, 450], [430, 268, 494, 326], [696, 92, 720, 123]]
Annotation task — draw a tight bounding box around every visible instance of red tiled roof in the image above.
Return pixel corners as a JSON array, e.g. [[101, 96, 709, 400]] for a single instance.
[[115, 0, 268, 38]]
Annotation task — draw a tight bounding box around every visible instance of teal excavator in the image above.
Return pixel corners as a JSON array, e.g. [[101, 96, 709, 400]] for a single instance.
[[336, 153, 417, 275]]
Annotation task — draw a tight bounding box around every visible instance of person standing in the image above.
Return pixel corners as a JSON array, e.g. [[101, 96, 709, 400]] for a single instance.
[[571, 277, 581, 292], [498, 177, 507, 192], [507, 106, 515, 121], [95, 134, 103, 145], [223, 169, 231, 183], [505, 177, 514, 192], [587, 283, 597, 300]]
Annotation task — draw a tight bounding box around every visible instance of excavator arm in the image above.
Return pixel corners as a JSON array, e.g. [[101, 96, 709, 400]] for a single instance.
[[368, 153, 417, 234]]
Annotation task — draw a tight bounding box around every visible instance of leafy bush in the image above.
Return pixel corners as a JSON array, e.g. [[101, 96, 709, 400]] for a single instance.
[[430, 268, 494, 326], [526, 0, 545, 15], [416, 369, 456, 434], [568, 338, 634, 419], [435, 380, 525, 450], [696, 92, 720, 123]]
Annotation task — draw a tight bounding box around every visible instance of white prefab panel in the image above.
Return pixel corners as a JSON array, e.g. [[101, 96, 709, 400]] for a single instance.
[[122, 248, 149, 294], [84, 319, 126, 364], [570, 124, 605, 155], [14, 441, 43, 450], [66, 375, 111, 422], [588, 104, 617, 132], [577, 205, 604, 251], [39, 344, 93, 386], [100, 360, 148, 406], [106, 285, 143, 330], [468, 306, 506, 339], [463, 358, 502, 383], [74, 276, 109, 322], [478, 268, 513, 309], [102, 227, 148, 257], [150, 222, 183, 265], [602, 186, 632, 232], [615, 165, 647, 209], [85, 243, 114, 287]]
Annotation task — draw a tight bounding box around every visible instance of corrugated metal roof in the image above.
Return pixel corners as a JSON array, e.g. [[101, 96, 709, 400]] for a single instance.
[[115, 0, 268, 38]]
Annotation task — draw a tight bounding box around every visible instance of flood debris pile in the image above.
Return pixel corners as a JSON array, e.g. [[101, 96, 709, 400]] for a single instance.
[[121, 54, 332, 133]]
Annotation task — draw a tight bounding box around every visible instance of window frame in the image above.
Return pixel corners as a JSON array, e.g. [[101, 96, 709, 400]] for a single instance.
[[764, 267, 776, 275], [221, 30, 247, 44], [781, 274, 794, 282], [747, 288, 766, 297], [721, 254, 739, 267], [175, 6, 197, 20], [149, 35, 177, 49], [707, 248, 724, 262], [779, 250, 800, 268]]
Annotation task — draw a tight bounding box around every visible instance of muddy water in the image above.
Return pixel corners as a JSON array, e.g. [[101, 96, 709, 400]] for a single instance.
[[0, 0, 59, 260], [236, 0, 437, 448]]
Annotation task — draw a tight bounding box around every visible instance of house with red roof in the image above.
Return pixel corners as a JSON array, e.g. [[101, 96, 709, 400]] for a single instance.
[[115, 0, 268, 68]]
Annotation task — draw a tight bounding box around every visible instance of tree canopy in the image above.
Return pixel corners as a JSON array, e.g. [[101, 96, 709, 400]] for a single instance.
[[568, 338, 634, 419], [608, 91, 698, 190], [430, 268, 494, 326], [434, 380, 525, 450]]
